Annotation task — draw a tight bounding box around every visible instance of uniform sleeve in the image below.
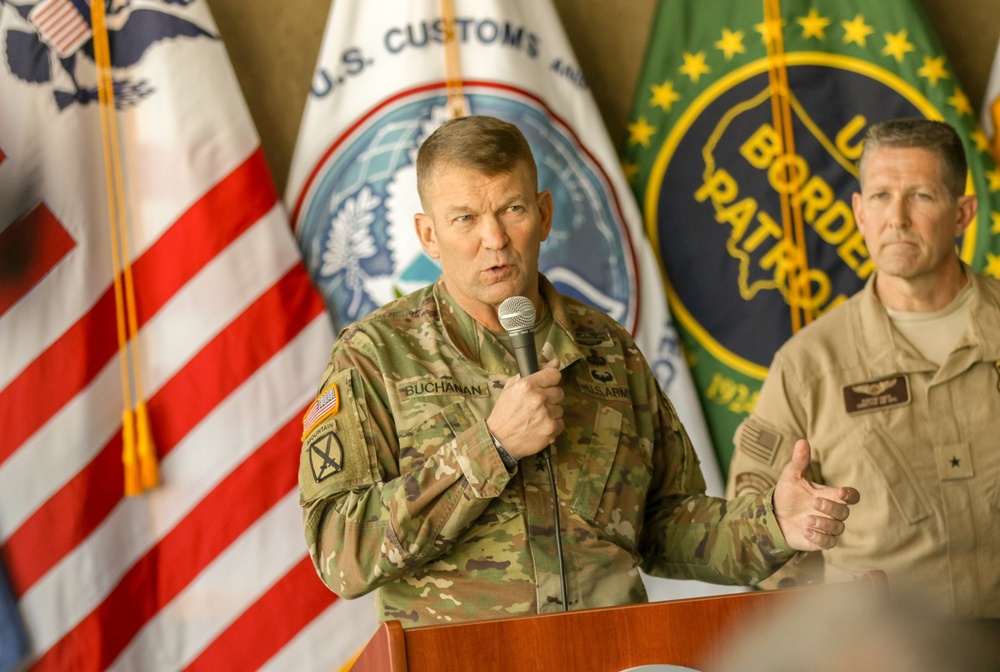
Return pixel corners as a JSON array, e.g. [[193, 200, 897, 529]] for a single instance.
[[638, 379, 796, 585], [725, 349, 824, 587], [298, 331, 514, 599]]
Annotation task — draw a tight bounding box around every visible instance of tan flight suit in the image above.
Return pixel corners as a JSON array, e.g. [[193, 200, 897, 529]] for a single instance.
[[728, 269, 1000, 618]]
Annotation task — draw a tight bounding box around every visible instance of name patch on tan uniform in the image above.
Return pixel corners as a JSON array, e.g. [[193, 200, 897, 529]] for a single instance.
[[842, 375, 910, 414]]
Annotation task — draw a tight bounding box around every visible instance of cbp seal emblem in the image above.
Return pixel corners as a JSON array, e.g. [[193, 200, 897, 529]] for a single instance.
[[291, 83, 638, 333]]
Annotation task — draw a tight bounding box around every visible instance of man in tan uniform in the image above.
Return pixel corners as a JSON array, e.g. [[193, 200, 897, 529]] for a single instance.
[[301, 115, 859, 627], [728, 118, 1000, 618]]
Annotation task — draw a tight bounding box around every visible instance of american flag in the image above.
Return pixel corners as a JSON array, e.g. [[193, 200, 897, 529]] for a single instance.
[[0, 1, 375, 669], [301, 383, 340, 439], [27, 0, 92, 58]]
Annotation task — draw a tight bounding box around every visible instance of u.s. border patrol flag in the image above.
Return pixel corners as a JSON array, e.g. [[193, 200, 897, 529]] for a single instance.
[[626, 0, 1000, 477], [1, 0, 340, 669], [985, 39, 1000, 158], [286, 0, 731, 646]]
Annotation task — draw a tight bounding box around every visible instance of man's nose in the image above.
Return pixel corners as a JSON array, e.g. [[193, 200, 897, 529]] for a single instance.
[[887, 198, 910, 228], [480, 215, 509, 249]]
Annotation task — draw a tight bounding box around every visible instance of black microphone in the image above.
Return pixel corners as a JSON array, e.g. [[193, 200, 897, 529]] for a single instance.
[[497, 295, 538, 378], [496, 294, 567, 610]]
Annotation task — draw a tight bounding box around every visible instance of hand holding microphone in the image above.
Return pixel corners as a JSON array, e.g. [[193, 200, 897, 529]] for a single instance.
[[486, 296, 564, 460], [493, 296, 569, 610]]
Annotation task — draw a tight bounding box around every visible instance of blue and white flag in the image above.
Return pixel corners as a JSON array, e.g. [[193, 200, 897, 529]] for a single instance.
[[286, 2, 734, 642]]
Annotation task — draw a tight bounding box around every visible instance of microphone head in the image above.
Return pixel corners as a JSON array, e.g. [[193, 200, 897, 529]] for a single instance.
[[497, 296, 536, 333]]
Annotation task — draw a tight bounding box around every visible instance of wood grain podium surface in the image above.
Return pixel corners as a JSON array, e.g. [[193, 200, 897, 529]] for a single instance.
[[349, 572, 888, 672]]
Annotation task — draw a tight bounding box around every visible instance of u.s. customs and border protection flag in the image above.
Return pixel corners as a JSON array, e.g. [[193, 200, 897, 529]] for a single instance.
[[0, 0, 348, 668], [286, 0, 735, 651], [626, 0, 1000, 477]]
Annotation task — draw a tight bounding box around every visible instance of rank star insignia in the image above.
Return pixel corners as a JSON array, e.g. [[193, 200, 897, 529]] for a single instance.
[[309, 431, 344, 482], [951, 456, 961, 468]]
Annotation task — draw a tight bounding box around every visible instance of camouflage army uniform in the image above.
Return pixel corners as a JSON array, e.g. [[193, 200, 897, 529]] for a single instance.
[[300, 276, 795, 627], [727, 269, 1000, 618]]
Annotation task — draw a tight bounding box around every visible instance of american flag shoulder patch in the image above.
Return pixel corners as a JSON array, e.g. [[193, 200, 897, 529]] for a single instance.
[[301, 383, 340, 440]]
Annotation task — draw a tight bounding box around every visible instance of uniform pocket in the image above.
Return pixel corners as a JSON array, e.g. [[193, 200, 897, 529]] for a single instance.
[[401, 398, 520, 521], [398, 398, 474, 473], [861, 424, 931, 524], [570, 406, 651, 550]]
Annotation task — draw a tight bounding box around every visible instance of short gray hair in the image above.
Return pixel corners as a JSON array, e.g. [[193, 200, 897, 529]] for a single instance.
[[416, 115, 538, 205], [858, 118, 968, 197]]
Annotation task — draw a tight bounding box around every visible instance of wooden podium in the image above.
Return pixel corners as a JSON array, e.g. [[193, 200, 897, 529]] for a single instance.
[[349, 571, 887, 672]]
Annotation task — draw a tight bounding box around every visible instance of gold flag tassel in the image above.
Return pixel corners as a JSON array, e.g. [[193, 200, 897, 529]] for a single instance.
[[440, 0, 466, 119], [762, 0, 814, 332], [92, 1, 159, 495]]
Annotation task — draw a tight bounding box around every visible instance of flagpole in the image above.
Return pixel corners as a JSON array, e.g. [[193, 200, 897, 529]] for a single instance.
[[440, 0, 467, 118]]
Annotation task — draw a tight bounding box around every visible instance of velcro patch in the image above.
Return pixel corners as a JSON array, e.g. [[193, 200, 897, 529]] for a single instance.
[[574, 329, 614, 348], [302, 383, 340, 440], [396, 376, 490, 401], [737, 420, 782, 465], [308, 426, 344, 482], [935, 442, 973, 481], [843, 375, 910, 414], [732, 471, 777, 498], [578, 381, 631, 401]]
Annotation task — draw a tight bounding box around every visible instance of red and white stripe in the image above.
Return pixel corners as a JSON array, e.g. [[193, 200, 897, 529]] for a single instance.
[[28, 0, 92, 58], [0, 2, 375, 670]]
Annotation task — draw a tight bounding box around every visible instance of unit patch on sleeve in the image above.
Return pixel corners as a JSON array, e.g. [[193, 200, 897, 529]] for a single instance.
[[302, 382, 340, 440], [308, 429, 344, 482], [842, 375, 910, 414]]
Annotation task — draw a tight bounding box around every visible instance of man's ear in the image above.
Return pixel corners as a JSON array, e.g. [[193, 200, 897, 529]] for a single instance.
[[953, 194, 978, 238], [415, 213, 440, 259], [537, 190, 553, 241], [851, 191, 866, 234]]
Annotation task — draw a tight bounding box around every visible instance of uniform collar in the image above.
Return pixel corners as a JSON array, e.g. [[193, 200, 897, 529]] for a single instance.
[[432, 275, 586, 374], [858, 264, 1000, 377]]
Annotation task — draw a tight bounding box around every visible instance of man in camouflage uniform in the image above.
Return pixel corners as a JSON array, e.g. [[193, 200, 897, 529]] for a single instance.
[[727, 119, 1000, 618], [300, 115, 859, 627]]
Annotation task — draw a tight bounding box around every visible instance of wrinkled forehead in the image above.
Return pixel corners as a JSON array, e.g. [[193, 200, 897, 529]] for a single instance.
[[858, 146, 947, 187], [421, 158, 537, 203]]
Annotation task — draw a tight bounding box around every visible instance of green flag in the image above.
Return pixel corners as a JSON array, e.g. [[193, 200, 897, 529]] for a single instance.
[[626, 0, 1000, 479]]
